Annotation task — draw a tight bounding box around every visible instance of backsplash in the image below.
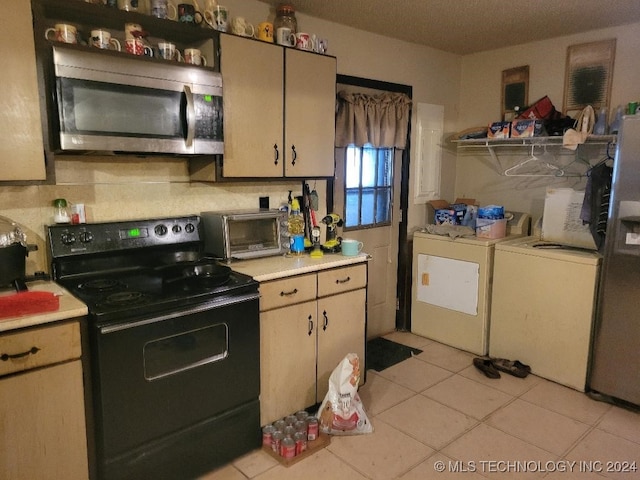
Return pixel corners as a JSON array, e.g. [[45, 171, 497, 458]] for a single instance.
[[1, 157, 322, 275]]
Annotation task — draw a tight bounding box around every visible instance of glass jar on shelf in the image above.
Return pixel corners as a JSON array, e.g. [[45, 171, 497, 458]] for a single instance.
[[274, 4, 297, 35]]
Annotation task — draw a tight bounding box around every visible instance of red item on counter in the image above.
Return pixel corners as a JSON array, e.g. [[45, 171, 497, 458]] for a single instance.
[[0, 291, 60, 319]]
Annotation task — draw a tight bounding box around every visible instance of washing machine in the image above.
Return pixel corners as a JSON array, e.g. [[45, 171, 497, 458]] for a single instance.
[[489, 236, 601, 391], [411, 212, 530, 355]]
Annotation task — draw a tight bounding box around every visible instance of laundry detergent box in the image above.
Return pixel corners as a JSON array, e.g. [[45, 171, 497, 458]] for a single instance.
[[427, 198, 477, 225], [511, 119, 545, 138], [487, 121, 511, 139]]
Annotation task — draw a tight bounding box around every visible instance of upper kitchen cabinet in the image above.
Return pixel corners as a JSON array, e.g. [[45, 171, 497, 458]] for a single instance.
[[0, 0, 48, 182], [219, 34, 336, 179]]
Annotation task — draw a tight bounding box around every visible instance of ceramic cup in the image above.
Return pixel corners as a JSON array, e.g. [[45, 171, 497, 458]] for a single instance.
[[44, 23, 78, 44], [295, 32, 314, 51], [184, 48, 206, 66], [150, 0, 177, 20], [256, 21, 273, 42], [118, 0, 145, 12], [178, 3, 204, 26], [126, 38, 153, 56], [231, 17, 254, 37], [276, 26, 295, 46], [90, 29, 121, 50], [158, 41, 183, 61], [341, 239, 363, 256], [212, 5, 229, 32]]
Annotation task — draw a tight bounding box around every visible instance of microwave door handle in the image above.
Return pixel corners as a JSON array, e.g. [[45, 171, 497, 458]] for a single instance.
[[184, 85, 195, 148]]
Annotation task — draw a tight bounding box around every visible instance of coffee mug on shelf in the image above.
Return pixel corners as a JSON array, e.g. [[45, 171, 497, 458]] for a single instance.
[[178, 3, 204, 26], [126, 38, 153, 56], [231, 17, 254, 37], [45, 23, 78, 44], [90, 29, 121, 51], [276, 26, 295, 46], [256, 21, 273, 42], [118, 0, 146, 13], [184, 48, 206, 66], [150, 0, 177, 20], [212, 5, 229, 31], [294, 32, 314, 51], [158, 41, 182, 61], [341, 239, 363, 256]]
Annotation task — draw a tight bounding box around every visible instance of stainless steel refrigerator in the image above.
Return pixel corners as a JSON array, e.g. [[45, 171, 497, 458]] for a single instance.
[[589, 115, 640, 406]]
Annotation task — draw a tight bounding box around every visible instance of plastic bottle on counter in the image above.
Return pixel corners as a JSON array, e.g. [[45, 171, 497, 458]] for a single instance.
[[53, 198, 70, 224], [593, 107, 608, 135], [288, 198, 305, 256]]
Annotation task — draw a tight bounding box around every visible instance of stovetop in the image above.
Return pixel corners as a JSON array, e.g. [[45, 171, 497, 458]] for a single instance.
[[47, 216, 258, 325], [57, 266, 257, 323]]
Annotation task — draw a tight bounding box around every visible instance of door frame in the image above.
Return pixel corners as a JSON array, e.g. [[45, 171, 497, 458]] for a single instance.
[[330, 74, 413, 332]]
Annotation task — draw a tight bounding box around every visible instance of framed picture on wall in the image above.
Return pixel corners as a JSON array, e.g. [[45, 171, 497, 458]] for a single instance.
[[501, 65, 529, 121], [563, 39, 616, 116]]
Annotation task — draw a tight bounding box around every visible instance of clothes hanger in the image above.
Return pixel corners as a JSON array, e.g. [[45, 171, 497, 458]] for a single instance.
[[503, 145, 565, 177]]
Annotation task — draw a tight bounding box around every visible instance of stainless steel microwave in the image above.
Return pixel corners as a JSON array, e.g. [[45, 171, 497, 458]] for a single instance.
[[52, 45, 223, 155], [201, 209, 289, 262]]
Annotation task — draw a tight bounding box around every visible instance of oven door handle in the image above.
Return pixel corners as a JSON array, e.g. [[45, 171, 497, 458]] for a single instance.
[[99, 292, 260, 334], [184, 85, 196, 148]]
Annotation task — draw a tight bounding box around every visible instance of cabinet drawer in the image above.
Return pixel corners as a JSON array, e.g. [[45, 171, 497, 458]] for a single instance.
[[318, 264, 367, 297], [0, 321, 81, 378], [260, 273, 317, 311]]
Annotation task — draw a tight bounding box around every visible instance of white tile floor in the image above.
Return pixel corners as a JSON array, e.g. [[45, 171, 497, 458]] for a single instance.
[[201, 332, 640, 480]]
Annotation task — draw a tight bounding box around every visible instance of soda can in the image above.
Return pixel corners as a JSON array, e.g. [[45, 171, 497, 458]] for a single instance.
[[295, 410, 309, 421], [284, 415, 297, 426], [262, 424, 275, 447], [271, 431, 284, 453], [306, 416, 319, 441], [294, 420, 307, 433], [280, 437, 296, 458], [283, 425, 296, 437], [294, 431, 307, 455], [273, 419, 286, 431]]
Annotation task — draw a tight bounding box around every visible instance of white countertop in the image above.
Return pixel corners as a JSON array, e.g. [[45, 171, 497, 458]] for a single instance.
[[0, 281, 88, 333], [229, 252, 370, 282]]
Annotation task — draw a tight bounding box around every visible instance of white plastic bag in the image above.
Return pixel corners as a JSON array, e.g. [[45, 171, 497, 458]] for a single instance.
[[317, 353, 373, 435]]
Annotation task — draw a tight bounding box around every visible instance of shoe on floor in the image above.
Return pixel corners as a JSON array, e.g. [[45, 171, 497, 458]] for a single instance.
[[491, 358, 531, 378], [473, 357, 500, 379]]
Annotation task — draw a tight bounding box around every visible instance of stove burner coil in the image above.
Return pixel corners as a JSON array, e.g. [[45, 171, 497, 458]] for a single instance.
[[105, 291, 148, 306], [79, 279, 124, 292]]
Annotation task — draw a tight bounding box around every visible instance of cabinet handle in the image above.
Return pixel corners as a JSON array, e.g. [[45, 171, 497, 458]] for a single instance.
[[273, 144, 279, 165], [280, 288, 298, 297], [1, 346, 40, 361], [291, 145, 297, 166], [184, 85, 195, 147], [308, 315, 314, 336], [322, 310, 328, 331], [335, 276, 351, 284]]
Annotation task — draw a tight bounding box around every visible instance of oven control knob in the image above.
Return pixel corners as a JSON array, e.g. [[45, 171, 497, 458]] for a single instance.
[[154, 224, 168, 236], [61, 233, 76, 245], [79, 231, 93, 243], [172, 225, 182, 234], [185, 223, 195, 234]]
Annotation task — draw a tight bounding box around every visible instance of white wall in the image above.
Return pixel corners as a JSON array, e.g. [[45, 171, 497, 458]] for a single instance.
[[455, 22, 640, 220]]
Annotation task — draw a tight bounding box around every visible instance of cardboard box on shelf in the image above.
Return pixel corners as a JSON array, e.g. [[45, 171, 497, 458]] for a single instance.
[[427, 198, 477, 225], [511, 119, 545, 138], [488, 121, 511, 139]]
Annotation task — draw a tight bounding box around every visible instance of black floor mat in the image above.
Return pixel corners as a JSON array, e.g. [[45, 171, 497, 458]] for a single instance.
[[366, 337, 423, 372]]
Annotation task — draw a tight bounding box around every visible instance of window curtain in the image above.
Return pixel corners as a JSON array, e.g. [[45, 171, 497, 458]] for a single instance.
[[335, 91, 412, 149]]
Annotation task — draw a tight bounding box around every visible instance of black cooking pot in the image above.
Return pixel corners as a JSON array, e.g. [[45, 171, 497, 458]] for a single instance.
[[0, 243, 29, 287]]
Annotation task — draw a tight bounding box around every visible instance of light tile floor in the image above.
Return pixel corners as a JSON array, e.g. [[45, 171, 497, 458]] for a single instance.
[[201, 332, 640, 480]]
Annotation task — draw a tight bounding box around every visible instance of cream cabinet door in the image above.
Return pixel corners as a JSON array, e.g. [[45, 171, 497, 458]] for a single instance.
[[284, 49, 336, 178], [0, 0, 46, 181], [220, 34, 284, 177], [0, 360, 88, 480], [316, 288, 366, 401], [260, 300, 317, 425]]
